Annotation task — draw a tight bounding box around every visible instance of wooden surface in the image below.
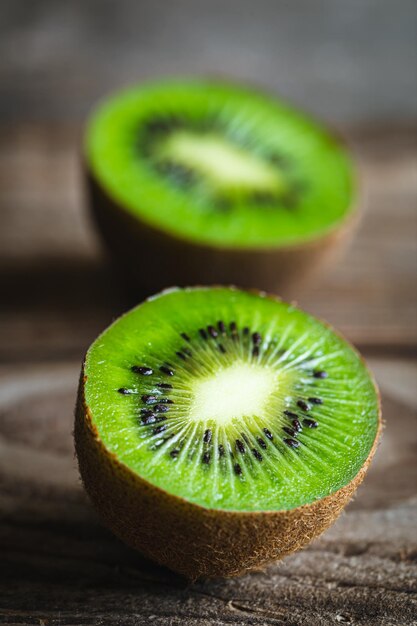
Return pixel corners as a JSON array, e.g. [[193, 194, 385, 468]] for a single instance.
[[0, 124, 416, 358], [1, 123, 416, 625]]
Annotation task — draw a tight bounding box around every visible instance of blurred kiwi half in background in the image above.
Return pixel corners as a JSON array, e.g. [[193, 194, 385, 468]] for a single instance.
[[83, 78, 358, 296]]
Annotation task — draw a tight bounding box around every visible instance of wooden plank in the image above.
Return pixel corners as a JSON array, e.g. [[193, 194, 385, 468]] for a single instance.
[[300, 127, 417, 347], [0, 356, 416, 625], [0, 124, 416, 362]]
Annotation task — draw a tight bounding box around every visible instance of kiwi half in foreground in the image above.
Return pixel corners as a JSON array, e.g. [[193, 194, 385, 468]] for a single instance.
[[84, 78, 357, 296], [75, 286, 380, 580]]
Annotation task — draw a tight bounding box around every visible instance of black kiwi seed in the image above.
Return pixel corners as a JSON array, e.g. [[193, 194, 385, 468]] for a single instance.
[[314, 370, 328, 379], [180, 332, 190, 342], [159, 162, 194, 186], [202, 452, 211, 464], [141, 413, 157, 425], [230, 321, 237, 333], [118, 388, 132, 395], [252, 346, 260, 358], [203, 429, 212, 444], [284, 438, 300, 449], [160, 365, 174, 376], [269, 152, 291, 168], [308, 397, 323, 405], [218, 444, 225, 457], [131, 366, 153, 376], [155, 404, 170, 413], [252, 448, 263, 462], [157, 398, 174, 404], [207, 325, 218, 338], [170, 449, 180, 458], [292, 419, 302, 432], [234, 463, 242, 476], [252, 332, 262, 346], [251, 191, 277, 206], [142, 394, 157, 404], [153, 425, 166, 434], [217, 320, 226, 334], [199, 328, 208, 340], [243, 327, 249, 336], [176, 351, 187, 360], [218, 344, 226, 354], [263, 428, 273, 440], [284, 410, 298, 419], [303, 418, 318, 428], [236, 439, 245, 454], [297, 400, 310, 412], [257, 437, 267, 449], [183, 348, 192, 357], [157, 383, 172, 389], [283, 426, 296, 437], [143, 116, 180, 135]]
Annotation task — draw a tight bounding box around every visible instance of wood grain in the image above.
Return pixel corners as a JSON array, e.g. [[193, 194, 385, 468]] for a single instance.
[[0, 124, 416, 364]]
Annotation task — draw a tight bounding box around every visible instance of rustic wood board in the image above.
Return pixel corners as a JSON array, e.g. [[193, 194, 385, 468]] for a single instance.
[[0, 357, 416, 626]]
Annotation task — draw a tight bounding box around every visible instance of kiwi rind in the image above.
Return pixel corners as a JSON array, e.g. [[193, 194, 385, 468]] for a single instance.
[[74, 287, 381, 580], [86, 170, 359, 297]]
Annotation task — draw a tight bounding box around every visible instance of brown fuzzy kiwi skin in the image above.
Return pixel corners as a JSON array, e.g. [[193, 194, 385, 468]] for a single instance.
[[85, 169, 360, 298], [74, 291, 381, 581]]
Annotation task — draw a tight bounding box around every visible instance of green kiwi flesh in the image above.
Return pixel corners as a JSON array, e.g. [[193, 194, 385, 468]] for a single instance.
[[84, 78, 357, 294], [75, 287, 380, 578]]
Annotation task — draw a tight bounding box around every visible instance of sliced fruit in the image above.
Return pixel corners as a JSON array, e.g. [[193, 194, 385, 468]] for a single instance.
[[75, 286, 381, 579], [84, 78, 358, 295]]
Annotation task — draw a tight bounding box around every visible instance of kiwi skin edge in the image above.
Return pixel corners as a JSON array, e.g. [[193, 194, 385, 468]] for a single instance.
[[85, 169, 360, 298], [74, 291, 381, 582]]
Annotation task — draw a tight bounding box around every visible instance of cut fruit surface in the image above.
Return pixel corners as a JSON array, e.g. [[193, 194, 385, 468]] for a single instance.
[[158, 131, 284, 193], [85, 79, 355, 248], [82, 286, 379, 512]]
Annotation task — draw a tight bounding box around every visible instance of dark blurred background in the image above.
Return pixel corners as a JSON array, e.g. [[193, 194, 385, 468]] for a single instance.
[[1, 2, 416, 624], [1, 0, 417, 123]]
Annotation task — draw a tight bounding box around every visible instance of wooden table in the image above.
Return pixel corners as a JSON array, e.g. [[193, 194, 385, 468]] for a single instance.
[[1, 124, 416, 625]]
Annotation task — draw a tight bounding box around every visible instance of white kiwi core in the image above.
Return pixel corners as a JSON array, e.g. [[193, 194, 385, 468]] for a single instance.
[[160, 131, 284, 192], [189, 362, 280, 425]]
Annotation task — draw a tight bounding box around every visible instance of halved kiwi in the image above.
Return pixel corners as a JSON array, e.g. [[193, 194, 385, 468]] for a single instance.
[[75, 286, 380, 580], [84, 78, 357, 296]]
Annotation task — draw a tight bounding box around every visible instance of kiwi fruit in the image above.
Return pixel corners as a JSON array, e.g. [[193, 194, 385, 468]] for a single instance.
[[75, 286, 381, 580], [84, 78, 357, 296]]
